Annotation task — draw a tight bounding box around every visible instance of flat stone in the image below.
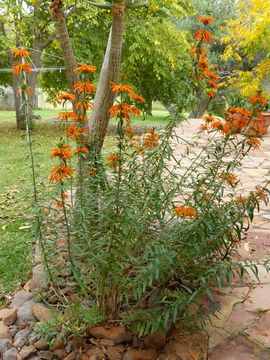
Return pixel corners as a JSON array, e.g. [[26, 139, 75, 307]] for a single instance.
[[206, 327, 230, 349], [86, 347, 104, 360], [34, 338, 49, 350], [38, 350, 54, 360], [246, 231, 270, 247], [124, 350, 157, 360], [3, 307, 18, 326], [244, 311, 270, 347], [15, 300, 38, 325], [19, 345, 37, 359], [0, 339, 10, 356], [208, 333, 270, 360], [223, 303, 258, 333], [0, 321, 9, 334], [29, 264, 48, 290], [11, 291, 34, 307], [89, 326, 132, 344], [213, 286, 250, 300], [14, 336, 27, 349], [31, 305, 54, 322], [206, 294, 241, 328], [0, 309, 12, 322], [244, 264, 270, 284], [158, 331, 208, 360], [251, 216, 269, 228], [14, 328, 31, 342], [0, 333, 12, 340], [3, 348, 19, 360], [243, 284, 270, 311]]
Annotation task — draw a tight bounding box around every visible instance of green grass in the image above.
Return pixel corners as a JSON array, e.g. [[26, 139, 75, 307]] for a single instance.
[[0, 106, 170, 297]]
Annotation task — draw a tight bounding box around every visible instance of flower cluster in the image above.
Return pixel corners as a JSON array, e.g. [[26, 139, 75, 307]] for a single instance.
[[191, 17, 219, 98], [174, 206, 196, 218], [109, 82, 145, 124], [50, 63, 96, 182]]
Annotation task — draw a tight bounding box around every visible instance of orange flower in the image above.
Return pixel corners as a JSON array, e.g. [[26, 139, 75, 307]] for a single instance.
[[124, 126, 136, 137], [88, 170, 97, 175], [11, 48, 31, 58], [16, 86, 33, 97], [74, 63, 96, 73], [108, 155, 120, 167], [109, 101, 141, 122], [57, 112, 78, 121], [74, 146, 89, 155], [211, 120, 222, 130], [199, 124, 208, 131], [111, 82, 133, 94], [190, 46, 208, 59], [197, 58, 209, 72], [58, 92, 76, 102], [198, 16, 215, 25], [208, 80, 218, 88], [246, 137, 261, 149], [13, 62, 32, 75], [207, 90, 216, 99], [194, 30, 212, 44], [220, 173, 237, 186], [236, 195, 246, 203], [143, 133, 159, 148], [206, 70, 219, 81], [248, 91, 267, 107], [255, 186, 267, 201], [75, 100, 93, 111], [130, 92, 146, 103], [175, 206, 196, 218], [49, 164, 73, 183], [73, 81, 96, 94], [204, 115, 215, 123], [67, 124, 87, 140], [147, 128, 155, 133], [50, 144, 72, 160]]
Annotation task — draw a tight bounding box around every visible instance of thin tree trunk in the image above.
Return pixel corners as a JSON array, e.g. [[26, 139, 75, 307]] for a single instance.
[[189, 88, 211, 119], [51, 0, 80, 90], [88, 1, 126, 153]]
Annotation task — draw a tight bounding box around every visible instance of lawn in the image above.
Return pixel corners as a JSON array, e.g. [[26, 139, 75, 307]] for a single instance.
[[0, 106, 170, 297]]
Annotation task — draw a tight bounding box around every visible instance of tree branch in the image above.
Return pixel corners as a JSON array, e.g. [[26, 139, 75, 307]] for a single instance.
[[40, 31, 57, 50]]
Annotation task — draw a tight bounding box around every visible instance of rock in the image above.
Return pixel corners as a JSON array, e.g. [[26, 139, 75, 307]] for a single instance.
[[29, 264, 48, 290], [38, 350, 54, 360], [31, 305, 54, 322], [14, 329, 31, 342], [100, 339, 116, 346], [0, 339, 10, 356], [89, 326, 132, 344], [10, 292, 34, 308], [86, 347, 105, 360], [19, 345, 37, 359], [123, 350, 157, 360], [34, 338, 49, 350], [0, 321, 9, 334], [63, 353, 76, 360], [3, 348, 19, 360], [105, 346, 124, 360], [0, 308, 18, 326], [0, 333, 12, 340], [16, 300, 38, 325], [28, 334, 39, 344], [158, 331, 208, 360], [144, 332, 166, 350], [14, 336, 27, 349], [53, 349, 67, 359], [9, 325, 19, 337], [0, 309, 11, 321]]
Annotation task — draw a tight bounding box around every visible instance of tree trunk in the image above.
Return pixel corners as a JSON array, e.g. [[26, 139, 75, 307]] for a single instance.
[[51, 0, 80, 90], [28, 41, 42, 110], [189, 88, 211, 119], [88, 1, 126, 153]]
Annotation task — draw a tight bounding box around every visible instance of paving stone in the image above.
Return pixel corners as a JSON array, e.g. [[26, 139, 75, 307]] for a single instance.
[[251, 216, 269, 228], [223, 303, 258, 333], [243, 284, 270, 311], [214, 286, 250, 300], [244, 264, 270, 284], [244, 311, 270, 347], [29, 264, 48, 290], [208, 333, 270, 360], [206, 294, 241, 328]]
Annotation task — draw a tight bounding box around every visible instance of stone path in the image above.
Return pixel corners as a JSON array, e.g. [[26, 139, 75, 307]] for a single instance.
[[159, 119, 270, 359]]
